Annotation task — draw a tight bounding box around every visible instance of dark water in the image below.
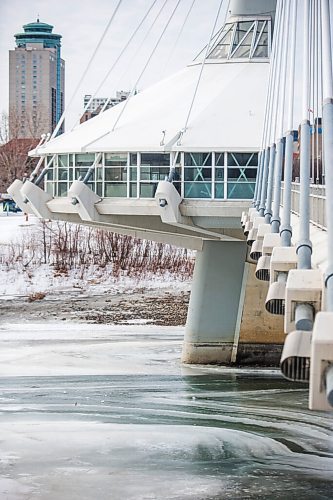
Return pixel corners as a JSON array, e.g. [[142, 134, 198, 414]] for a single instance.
[[0, 325, 332, 499]]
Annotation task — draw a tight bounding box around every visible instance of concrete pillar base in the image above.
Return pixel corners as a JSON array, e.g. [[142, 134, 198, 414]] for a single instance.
[[181, 342, 234, 365], [182, 240, 247, 365], [236, 343, 283, 366]]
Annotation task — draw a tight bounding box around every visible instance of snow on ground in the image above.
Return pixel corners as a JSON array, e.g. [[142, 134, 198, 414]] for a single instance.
[[0, 213, 35, 244], [0, 213, 192, 298]]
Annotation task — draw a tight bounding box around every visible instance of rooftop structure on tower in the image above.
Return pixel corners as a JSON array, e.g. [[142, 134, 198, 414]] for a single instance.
[[9, 19, 65, 138]]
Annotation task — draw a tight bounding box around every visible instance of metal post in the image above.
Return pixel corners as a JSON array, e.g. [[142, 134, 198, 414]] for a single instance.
[[271, 137, 284, 233], [280, 0, 297, 247], [297, 118, 312, 269], [264, 144, 276, 223], [296, 0, 312, 270], [280, 131, 294, 246], [253, 150, 262, 206], [258, 148, 270, 216]]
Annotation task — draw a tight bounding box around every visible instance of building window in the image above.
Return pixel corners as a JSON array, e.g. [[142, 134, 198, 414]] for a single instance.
[[208, 18, 271, 60], [227, 152, 258, 199], [139, 153, 170, 198], [184, 152, 212, 198]]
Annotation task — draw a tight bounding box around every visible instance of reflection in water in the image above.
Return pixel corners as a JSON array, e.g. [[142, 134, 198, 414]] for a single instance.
[[0, 326, 332, 499]]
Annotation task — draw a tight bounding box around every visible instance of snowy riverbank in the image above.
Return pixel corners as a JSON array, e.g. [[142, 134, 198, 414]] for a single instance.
[[0, 214, 192, 325]]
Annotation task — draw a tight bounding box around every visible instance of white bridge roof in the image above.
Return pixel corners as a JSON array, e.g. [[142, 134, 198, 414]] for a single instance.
[[33, 60, 269, 156]]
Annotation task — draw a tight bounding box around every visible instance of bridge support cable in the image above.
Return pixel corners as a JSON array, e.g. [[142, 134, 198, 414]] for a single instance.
[[315, 0, 323, 184], [51, 0, 124, 139], [280, 0, 298, 247], [270, 0, 290, 234], [101, 0, 170, 115], [321, 0, 333, 311], [111, 0, 182, 132], [181, 0, 226, 137], [75, 0, 159, 126], [162, 0, 197, 77], [257, 0, 283, 217], [296, 0, 312, 271]]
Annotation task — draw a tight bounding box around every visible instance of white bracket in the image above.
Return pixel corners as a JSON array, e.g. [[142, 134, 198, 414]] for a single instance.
[[20, 180, 52, 219], [285, 269, 323, 334], [309, 312, 333, 411], [68, 180, 101, 222], [7, 179, 35, 215]]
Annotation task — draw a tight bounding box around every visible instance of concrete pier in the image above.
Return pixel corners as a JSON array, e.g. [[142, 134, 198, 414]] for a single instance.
[[182, 240, 247, 364]]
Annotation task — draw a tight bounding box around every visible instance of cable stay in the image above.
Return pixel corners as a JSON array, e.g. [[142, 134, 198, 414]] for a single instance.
[[179, 0, 226, 142], [51, 0, 123, 139], [111, 0, 182, 132], [161, 0, 197, 77], [100, 0, 170, 113], [76, 0, 159, 127]]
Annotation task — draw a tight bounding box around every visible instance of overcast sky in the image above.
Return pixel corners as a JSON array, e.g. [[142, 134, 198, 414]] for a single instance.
[[0, 0, 228, 130]]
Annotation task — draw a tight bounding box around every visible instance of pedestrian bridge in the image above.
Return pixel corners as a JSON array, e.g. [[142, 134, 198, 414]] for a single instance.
[[8, 0, 333, 412]]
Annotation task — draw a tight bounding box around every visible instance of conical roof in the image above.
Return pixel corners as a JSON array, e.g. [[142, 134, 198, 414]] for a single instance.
[[32, 10, 272, 156]]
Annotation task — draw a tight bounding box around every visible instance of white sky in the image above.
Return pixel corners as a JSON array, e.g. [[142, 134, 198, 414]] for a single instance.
[[0, 0, 228, 130]]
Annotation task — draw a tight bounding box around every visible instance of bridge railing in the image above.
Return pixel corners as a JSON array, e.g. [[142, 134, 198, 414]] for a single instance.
[[281, 181, 326, 229]]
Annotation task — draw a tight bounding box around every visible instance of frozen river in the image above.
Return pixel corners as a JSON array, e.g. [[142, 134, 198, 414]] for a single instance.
[[0, 323, 332, 499]]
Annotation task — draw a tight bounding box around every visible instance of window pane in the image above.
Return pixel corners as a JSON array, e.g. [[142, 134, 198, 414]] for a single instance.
[[58, 168, 68, 181], [228, 167, 257, 180], [184, 152, 212, 166], [227, 182, 255, 199], [57, 182, 67, 197], [96, 166, 103, 181], [140, 153, 170, 166], [215, 153, 224, 166], [233, 21, 254, 47], [209, 26, 233, 59], [46, 169, 53, 181], [58, 154, 68, 168], [75, 168, 90, 180], [46, 183, 54, 196], [215, 167, 224, 180], [129, 183, 137, 197], [75, 154, 95, 166], [130, 167, 137, 181], [105, 153, 127, 166], [140, 166, 169, 181], [130, 153, 137, 165], [184, 182, 211, 198], [253, 43, 268, 58], [215, 183, 225, 198], [184, 167, 212, 181], [228, 153, 258, 166], [96, 183, 103, 197], [139, 184, 158, 198], [105, 167, 127, 182], [105, 183, 127, 197]]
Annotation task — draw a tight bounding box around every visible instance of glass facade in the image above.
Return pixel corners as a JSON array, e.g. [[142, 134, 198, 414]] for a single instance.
[[207, 18, 271, 60], [44, 151, 258, 200]]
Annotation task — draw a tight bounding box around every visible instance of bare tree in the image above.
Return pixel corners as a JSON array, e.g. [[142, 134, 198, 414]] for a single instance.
[[0, 111, 39, 192]]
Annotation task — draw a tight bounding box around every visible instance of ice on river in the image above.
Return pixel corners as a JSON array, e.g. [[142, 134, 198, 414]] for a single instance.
[[0, 323, 333, 499]]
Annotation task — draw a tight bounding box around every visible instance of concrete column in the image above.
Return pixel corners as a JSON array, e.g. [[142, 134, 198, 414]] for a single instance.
[[182, 240, 247, 364]]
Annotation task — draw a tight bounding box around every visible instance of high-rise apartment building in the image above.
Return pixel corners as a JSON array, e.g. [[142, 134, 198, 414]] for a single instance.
[[80, 91, 130, 123], [9, 19, 65, 139]]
